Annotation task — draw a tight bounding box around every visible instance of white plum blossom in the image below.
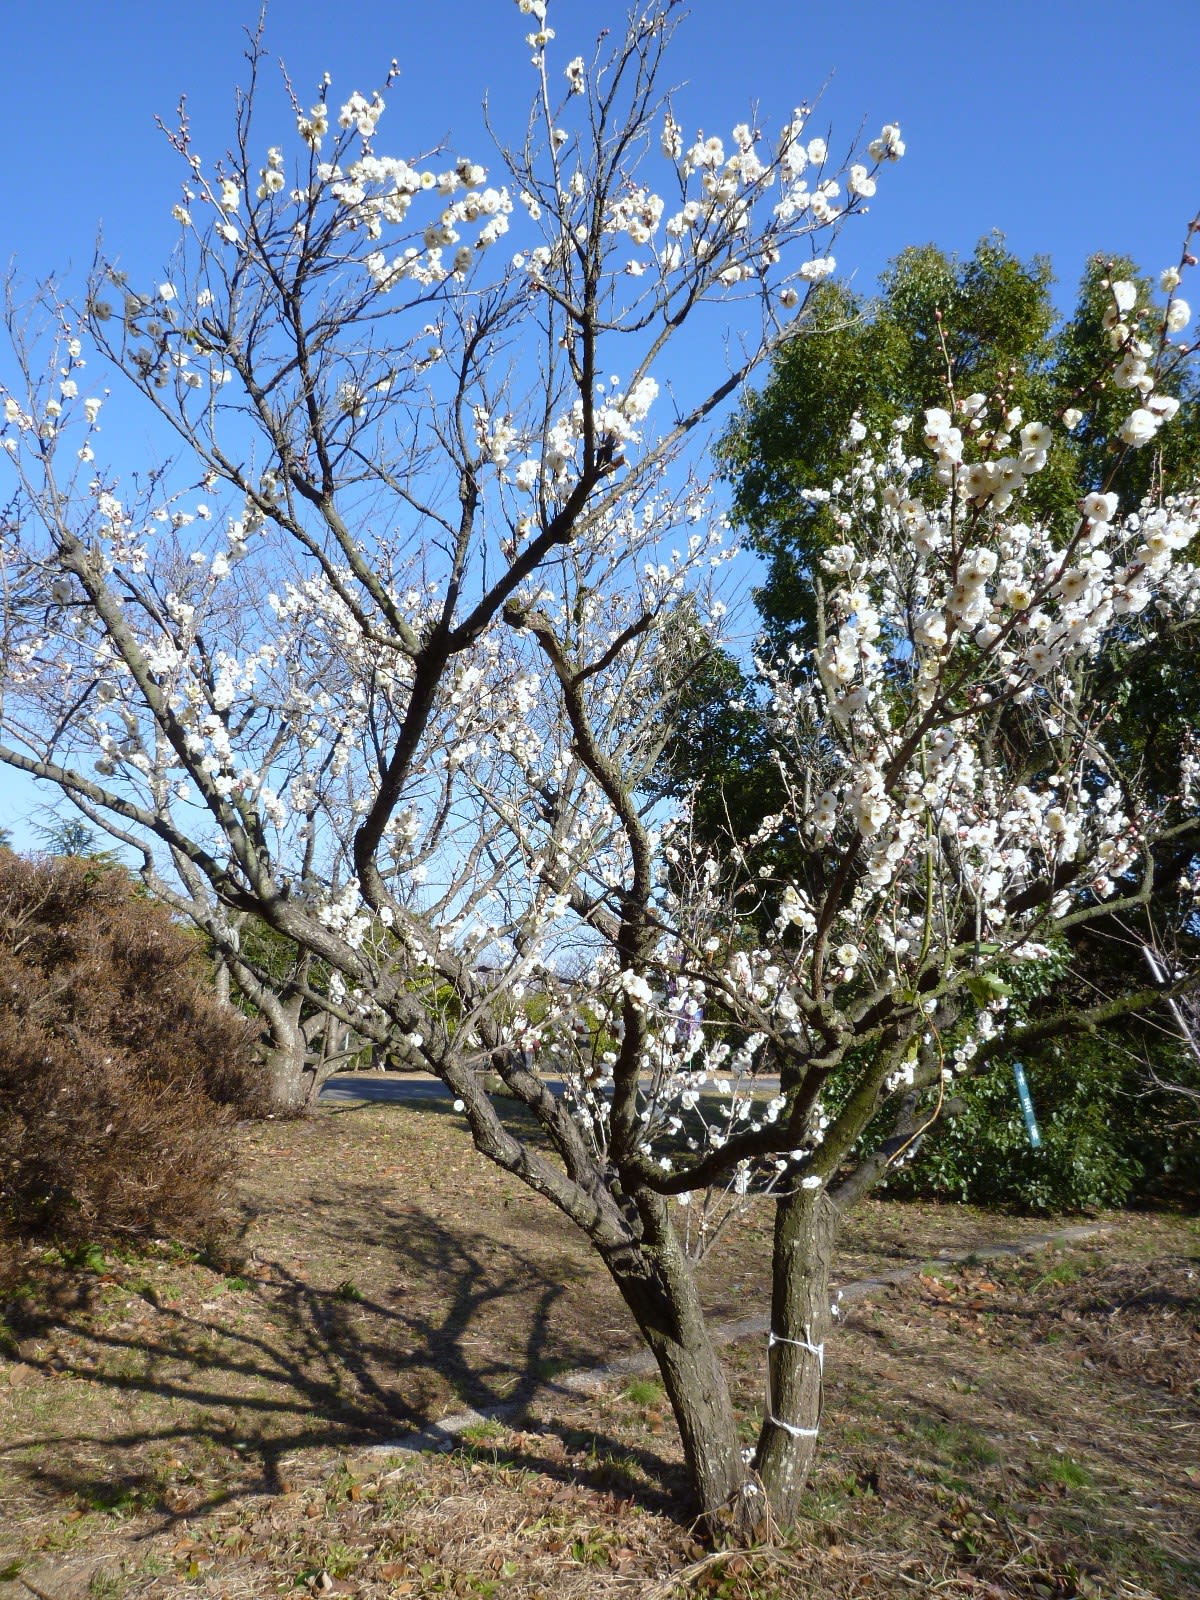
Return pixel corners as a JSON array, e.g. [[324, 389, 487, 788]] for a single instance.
[[1119, 408, 1160, 447], [867, 123, 905, 161]]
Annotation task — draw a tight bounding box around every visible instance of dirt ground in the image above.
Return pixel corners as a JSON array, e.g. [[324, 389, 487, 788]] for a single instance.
[[1, 1094, 1196, 1598]]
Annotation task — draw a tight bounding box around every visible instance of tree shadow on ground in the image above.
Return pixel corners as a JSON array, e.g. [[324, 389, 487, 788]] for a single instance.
[[0, 1195, 688, 1533]]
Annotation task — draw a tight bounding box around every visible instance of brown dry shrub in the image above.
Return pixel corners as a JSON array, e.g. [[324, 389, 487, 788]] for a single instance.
[[0, 852, 262, 1250]]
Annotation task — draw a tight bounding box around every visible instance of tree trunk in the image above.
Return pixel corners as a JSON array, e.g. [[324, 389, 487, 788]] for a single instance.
[[263, 1035, 316, 1111], [604, 1197, 752, 1538], [753, 1183, 838, 1525], [302, 1013, 346, 1104], [260, 996, 329, 1113]]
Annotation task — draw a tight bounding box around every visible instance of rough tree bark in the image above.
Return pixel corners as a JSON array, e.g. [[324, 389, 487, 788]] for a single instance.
[[753, 1184, 838, 1525], [604, 1195, 748, 1532]]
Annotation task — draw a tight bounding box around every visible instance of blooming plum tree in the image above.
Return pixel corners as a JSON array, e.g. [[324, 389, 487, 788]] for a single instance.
[[0, 0, 1197, 1535]]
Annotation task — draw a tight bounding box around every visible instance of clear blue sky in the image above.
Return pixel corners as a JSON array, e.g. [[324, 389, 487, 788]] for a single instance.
[[6, 0, 1196, 299], [2, 0, 1197, 844]]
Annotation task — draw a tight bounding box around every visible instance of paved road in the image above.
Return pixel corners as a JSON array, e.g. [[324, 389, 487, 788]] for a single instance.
[[320, 1072, 458, 1104], [320, 1071, 573, 1104], [320, 1070, 781, 1105]]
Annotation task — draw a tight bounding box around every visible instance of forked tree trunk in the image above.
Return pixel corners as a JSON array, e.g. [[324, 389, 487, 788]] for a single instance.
[[262, 1016, 345, 1111], [752, 1183, 838, 1524], [210, 952, 318, 1112], [302, 1012, 350, 1104], [260, 993, 329, 1112], [240, 974, 350, 1113], [604, 1196, 751, 1538], [602, 1186, 840, 1538], [263, 1035, 317, 1111]]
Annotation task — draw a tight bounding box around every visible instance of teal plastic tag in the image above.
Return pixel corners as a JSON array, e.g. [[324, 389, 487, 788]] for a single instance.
[[1012, 1061, 1042, 1149]]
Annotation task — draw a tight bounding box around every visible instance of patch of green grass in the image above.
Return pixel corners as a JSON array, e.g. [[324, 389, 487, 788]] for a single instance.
[[796, 1474, 854, 1524], [106, 1241, 147, 1267], [736, 1413, 760, 1445], [40, 1515, 94, 1552], [60, 1242, 108, 1274], [321, 1541, 361, 1578], [87, 1568, 127, 1598], [839, 1422, 879, 1447], [571, 1530, 619, 1566], [917, 1262, 956, 1288], [458, 1419, 508, 1447], [78, 1483, 160, 1519], [961, 1434, 1002, 1467], [1032, 1257, 1086, 1291], [321, 1461, 365, 1505], [622, 1377, 664, 1406], [531, 1355, 575, 1379], [908, 1416, 1002, 1469], [1044, 1452, 1094, 1488]]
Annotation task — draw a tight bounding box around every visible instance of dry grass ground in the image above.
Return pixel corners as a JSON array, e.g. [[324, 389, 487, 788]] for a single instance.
[[0, 1093, 1196, 1599]]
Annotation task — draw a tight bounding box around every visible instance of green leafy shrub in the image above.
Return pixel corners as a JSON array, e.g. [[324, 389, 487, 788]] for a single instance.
[[0, 853, 261, 1250], [886, 1035, 1199, 1213]]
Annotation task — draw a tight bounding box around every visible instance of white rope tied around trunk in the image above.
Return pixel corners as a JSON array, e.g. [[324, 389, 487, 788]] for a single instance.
[[765, 1325, 824, 1439], [767, 1329, 825, 1366]]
